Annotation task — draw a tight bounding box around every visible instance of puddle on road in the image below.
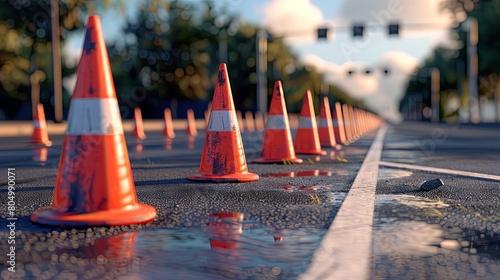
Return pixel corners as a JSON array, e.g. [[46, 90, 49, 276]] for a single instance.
[[378, 169, 413, 180], [262, 170, 333, 178], [372, 195, 500, 279], [47, 213, 325, 279]]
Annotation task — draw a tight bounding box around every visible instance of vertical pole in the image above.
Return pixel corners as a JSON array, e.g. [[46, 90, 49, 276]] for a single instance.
[[256, 30, 267, 113], [431, 68, 440, 122], [467, 18, 480, 123], [51, 0, 63, 122]]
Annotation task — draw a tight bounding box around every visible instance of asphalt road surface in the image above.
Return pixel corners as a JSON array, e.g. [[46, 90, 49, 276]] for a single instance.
[[0, 121, 499, 279]]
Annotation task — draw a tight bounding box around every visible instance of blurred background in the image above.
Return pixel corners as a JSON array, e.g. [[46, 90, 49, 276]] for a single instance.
[[0, 0, 499, 124]]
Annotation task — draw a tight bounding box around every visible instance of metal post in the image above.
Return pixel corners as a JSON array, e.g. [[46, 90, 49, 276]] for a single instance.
[[51, 0, 63, 122], [431, 68, 440, 122], [256, 30, 268, 113], [467, 17, 480, 123]]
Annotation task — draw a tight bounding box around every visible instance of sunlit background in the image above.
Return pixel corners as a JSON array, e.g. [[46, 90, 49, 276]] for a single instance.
[[0, 0, 499, 124]]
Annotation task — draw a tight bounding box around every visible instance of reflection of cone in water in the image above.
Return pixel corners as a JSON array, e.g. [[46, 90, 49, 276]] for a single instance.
[[58, 232, 138, 269], [29, 103, 52, 147], [32, 147, 48, 165], [254, 111, 265, 132], [188, 63, 259, 183], [30, 15, 156, 227], [165, 138, 173, 151], [186, 109, 198, 136], [208, 212, 243, 250], [333, 102, 347, 145], [163, 108, 175, 138], [271, 229, 284, 242], [294, 90, 326, 155], [245, 111, 255, 133], [318, 97, 337, 148], [187, 135, 195, 150], [134, 143, 143, 160], [131, 107, 146, 140], [253, 81, 303, 164]]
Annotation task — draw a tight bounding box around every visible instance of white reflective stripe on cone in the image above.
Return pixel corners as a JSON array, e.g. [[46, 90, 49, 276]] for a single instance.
[[33, 121, 42, 129], [207, 110, 239, 132], [66, 98, 124, 135], [318, 118, 331, 128], [298, 117, 316, 129], [266, 115, 288, 130]]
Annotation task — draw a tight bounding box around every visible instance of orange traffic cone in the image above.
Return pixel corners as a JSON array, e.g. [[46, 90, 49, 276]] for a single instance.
[[294, 90, 326, 155], [29, 103, 52, 147], [188, 63, 259, 182], [30, 15, 156, 227], [131, 107, 146, 140], [318, 97, 337, 148], [254, 111, 265, 132], [163, 108, 175, 138], [245, 111, 255, 133], [186, 108, 198, 136], [253, 81, 303, 164], [333, 102, 347, 145], [342, 103, 353, 144]]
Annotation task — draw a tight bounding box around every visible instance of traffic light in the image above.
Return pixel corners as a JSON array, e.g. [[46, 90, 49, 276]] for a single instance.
[[317, 27, 329, 40], [388, 22, 400, 36], [352, 25, 364, 38]]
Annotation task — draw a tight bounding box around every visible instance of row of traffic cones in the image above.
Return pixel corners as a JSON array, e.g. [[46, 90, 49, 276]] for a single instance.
[[30, 15, 382, 228]]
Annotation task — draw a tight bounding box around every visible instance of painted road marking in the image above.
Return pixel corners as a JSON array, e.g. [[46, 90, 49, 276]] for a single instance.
[[379, 161, 500, 181], [300, 124, 388, 280]]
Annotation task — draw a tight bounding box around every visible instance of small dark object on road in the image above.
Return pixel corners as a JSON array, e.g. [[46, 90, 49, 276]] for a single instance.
[[418, 178, 444, 191]]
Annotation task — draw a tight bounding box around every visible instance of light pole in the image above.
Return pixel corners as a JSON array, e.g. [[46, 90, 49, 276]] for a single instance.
[[466, 17, 480, 123], [51, 0, 63, 123], [256, 30, 268, 113], [430, 67, 440, 122]]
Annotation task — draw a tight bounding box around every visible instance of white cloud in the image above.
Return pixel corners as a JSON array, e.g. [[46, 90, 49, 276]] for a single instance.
[[302, 51, 419, 123], [261, 0, 325, 43]]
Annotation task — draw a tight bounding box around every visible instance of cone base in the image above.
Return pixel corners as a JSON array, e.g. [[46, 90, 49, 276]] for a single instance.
[[162, 130, 175, 138], [30, 203, 156, 228], [295, 149, 327, 156], [28, 140, 53, 147], [252, 157, 303, 164], [188, 172, 259, 183]]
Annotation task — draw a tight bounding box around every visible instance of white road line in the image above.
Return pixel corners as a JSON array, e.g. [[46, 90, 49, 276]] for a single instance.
[[379, 161, 500, 181], [300, 124, 388, 280]]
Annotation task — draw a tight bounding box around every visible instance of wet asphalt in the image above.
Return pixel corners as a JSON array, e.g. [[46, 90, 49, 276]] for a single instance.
[[0, 121, 499, 279]]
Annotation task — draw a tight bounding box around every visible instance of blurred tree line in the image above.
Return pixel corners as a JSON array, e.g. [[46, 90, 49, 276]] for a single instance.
[[0, 0, 356, 120], [403, 0, 500, 122]]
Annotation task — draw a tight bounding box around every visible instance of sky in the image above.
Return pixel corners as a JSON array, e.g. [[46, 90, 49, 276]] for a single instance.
[[65, 0, 458, 123]]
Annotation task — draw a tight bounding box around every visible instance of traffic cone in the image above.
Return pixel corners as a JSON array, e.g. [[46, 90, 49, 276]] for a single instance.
[[162, 108, 175, 138], [318, 97, 337, 148], [186, 108, 197, 136], [29, 103, 52, 147], [254, 111, 265, 132], [294, 90, 326, 155], [30, 15, 156, 227], [245, 111, 255, 133], [342, 103, 353, 144], [188, 63, 259, 182], [131, 107, 146, 140], [333, 102, 347, 145], [253, 81, 303, 164]]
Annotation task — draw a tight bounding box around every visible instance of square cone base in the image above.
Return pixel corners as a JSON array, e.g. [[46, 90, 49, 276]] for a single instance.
[[295, 149, 327, 156], [252, 157, 303, 164], [30, 204, 156, 228], [188, 172, 259, 183]]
